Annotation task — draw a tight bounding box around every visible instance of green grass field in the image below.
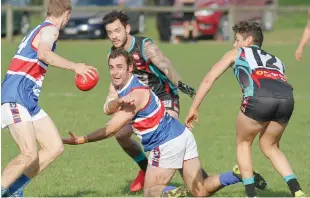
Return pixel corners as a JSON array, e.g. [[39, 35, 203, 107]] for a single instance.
[[1, 26, 310, 197]]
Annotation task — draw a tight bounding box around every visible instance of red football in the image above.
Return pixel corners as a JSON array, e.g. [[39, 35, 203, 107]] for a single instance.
[[75, 70, 99, 91]]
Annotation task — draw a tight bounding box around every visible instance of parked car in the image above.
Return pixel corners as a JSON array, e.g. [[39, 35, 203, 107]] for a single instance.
[[59, 0, 145, 39], [1, 0, 31, 36], [171, 0, 276, 40]]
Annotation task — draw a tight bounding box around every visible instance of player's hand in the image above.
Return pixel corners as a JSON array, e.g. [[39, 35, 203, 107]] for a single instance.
[[178, 81, 196, 98], [74, 63, 98, 81], [185, 108, 199, 130], [117, 95, 135, 105], [295, 47, 303, 61], [62, 131, 88, 145]]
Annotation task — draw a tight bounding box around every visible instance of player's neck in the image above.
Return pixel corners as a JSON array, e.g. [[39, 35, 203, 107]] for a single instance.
[[123, 35, 133, 51], [118, 74, 133, 91], [45, 16, 62, 30]]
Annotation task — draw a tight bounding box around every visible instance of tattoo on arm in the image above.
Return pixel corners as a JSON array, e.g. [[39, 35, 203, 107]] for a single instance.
[[144, 41, 181, 86]]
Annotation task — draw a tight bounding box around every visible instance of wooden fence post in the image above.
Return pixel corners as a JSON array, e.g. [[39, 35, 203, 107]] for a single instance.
[[6, 3, 13, 42], [42, 0, 48, 18], [228, 4, 236, 41], [274, 0, 279, 21]]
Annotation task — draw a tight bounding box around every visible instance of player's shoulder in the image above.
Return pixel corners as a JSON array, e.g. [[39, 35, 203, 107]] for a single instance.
[[224, 48, 238, 60], [40, 25, 59, 36], [130, 87, 150, 109], [135, 36, 152, 40], [135, 36, 153, 45]]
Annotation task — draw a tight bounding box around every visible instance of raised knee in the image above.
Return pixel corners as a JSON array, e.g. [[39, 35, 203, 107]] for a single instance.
[[115, 131, 131, 143], [114, 131, 125, 140], [49, 144, 64, 159]]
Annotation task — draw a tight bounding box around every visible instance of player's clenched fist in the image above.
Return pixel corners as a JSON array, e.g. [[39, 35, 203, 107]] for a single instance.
[[185, 108, 199, 130], [117, 95, 135, 105], [62, 131, 88, 145], [295, 47, 303, 61]]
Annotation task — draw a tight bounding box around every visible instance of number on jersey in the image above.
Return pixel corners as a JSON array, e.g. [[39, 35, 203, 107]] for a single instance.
[[251, 47, 284, 73]]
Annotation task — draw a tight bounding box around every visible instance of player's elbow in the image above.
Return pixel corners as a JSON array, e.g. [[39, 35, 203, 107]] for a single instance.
[[103, 109, 113, 116], [203, 76, 215, 86], [103, 104, 113, 115], [103, 109, 111, 115], [37, 49, 49, 62]]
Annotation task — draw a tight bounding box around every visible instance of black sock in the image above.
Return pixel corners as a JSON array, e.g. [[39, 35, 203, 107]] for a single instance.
[[245, 184, 257, 197], [132, 153, 148, 172], [287, 179, 302, 196], [137, 158, 148, 171]]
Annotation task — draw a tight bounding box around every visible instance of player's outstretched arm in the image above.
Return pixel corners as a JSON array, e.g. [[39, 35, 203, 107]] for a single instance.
[[62, 89, 146, 144], [295, 8, 310, 61], [185, 49, 237, 130], [37, 26, 96, 79], [144, 41, 196, 98]]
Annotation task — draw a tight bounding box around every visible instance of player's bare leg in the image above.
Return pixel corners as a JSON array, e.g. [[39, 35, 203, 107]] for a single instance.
[[120, 110, 181, 192], [115, 123, 148, 192], [143, 165, 178, 197], [167, 108, 209, 181], [259, 121, 305, 197], [115, 124, 145, 158], [236, 111, 267, 197], [182, 157, 219, 196], [23, 116, 64, 178], [1, 122, 38, 195], [7, 116, 64, 196], [168, 109, 209, 180], [182, 157, 246, 197]]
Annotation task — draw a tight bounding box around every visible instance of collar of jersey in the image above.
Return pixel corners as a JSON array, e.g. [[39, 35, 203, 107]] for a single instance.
[[44, 19, 53, 24], [251, 45, 259, 48], [117, 75, 134, 93], [127, 36, 136, 52]]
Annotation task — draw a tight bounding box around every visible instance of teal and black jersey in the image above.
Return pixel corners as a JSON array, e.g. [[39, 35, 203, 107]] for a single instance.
[[233, 45, 293, 99], [110, 36, 178, 99]]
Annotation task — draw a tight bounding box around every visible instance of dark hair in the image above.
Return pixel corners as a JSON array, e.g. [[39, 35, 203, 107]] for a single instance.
[[108, 48, 136, 70], [233, 21, 264, 47], [103, 11, 129, 28]]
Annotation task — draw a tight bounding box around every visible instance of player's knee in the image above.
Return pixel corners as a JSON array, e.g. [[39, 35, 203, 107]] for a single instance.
[[115, 131, 125, 140], [49, 143, 64, 159], [236, 139, 252, 148], [190, 188, 210, 197], [259, 142, 277, 158], [115, 130, 131, 143], [21, 150, 39, 165]]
